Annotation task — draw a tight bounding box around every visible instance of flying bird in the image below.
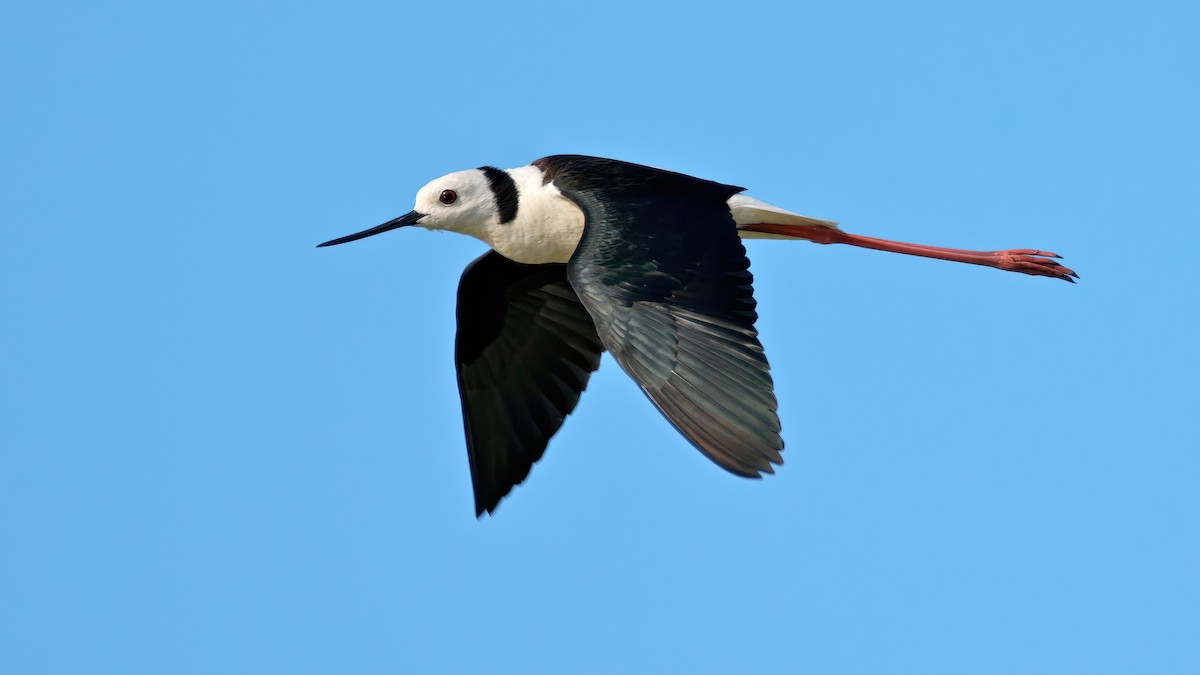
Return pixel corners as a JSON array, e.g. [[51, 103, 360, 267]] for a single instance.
[[319, 155, 1075, 516]]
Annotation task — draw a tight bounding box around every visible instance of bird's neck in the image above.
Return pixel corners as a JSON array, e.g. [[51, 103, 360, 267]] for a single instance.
[[477, 166, 585, 265]]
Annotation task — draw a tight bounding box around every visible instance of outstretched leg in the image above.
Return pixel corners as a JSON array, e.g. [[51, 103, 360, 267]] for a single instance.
[[739, 223, 1078, 283]]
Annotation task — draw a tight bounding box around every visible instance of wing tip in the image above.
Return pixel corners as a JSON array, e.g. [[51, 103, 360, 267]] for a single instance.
[[700, 437, 784, 479], [473, 488, 509, 519]]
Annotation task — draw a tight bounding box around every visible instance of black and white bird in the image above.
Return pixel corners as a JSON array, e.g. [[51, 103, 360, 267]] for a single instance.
[[319, 155, 1075, 516]]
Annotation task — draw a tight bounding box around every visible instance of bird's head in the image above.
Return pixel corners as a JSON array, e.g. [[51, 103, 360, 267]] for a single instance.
[[317, 168, 498, 248]]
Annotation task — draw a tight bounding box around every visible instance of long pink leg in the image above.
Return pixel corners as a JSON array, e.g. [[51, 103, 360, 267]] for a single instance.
[[741, 223, 1078, 283]]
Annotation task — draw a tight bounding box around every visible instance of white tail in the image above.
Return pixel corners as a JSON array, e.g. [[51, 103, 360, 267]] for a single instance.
[[728, 194, 839, 240]]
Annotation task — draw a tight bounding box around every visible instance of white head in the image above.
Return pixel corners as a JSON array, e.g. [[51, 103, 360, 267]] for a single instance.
[[317, 167, 509, 247], [318, 163, 583, 264], [410, 169, 500, 237]]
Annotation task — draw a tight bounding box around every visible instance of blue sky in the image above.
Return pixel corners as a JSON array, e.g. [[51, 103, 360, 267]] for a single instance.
[[2, 1, 1197, 673]]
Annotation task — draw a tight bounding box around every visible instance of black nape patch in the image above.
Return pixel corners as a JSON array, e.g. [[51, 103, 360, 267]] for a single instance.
[[479, 166, 519, 225]]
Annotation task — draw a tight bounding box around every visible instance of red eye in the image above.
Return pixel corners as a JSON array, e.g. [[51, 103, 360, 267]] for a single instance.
[[439, 189, 457, 205]]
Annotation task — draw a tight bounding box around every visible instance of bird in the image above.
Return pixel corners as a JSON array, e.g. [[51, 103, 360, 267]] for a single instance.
[[318, 155, 1076, 516]]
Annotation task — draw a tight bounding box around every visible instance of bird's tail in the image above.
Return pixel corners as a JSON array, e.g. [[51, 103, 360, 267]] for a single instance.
[[729, 194, 840, 240]]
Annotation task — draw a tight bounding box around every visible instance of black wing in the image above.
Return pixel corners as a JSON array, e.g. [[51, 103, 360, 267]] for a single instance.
[[455, 250, 604, 516], [534, 155, 784, 476]]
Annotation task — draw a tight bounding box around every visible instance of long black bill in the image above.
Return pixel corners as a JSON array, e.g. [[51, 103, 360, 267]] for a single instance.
[[316, 210, 425, 248]]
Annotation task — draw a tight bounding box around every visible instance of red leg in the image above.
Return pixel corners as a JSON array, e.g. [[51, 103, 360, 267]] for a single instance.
[[741, 224, 1078, 283]]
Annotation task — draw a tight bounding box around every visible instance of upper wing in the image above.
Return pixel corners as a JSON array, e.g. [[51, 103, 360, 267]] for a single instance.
[[534, 155, 784, 476], [455, 250, 604, 516]]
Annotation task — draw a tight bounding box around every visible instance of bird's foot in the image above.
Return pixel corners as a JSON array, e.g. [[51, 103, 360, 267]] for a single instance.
[[993, 249, 1079, 283]]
